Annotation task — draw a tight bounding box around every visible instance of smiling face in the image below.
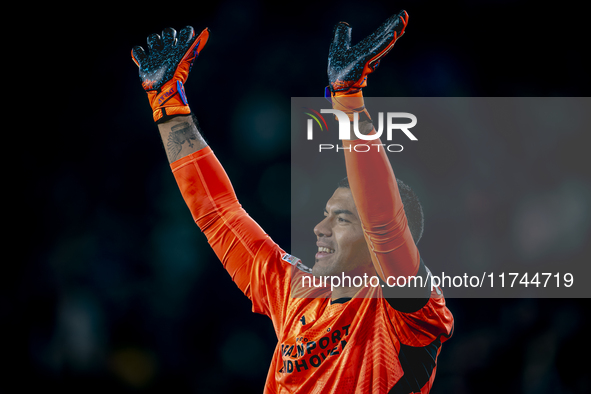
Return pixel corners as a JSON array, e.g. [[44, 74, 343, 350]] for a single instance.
[[312, 187, 374, 278]]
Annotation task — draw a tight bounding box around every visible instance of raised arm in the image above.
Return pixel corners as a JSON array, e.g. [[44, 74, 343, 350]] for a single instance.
[[326, 12, 432, 308], [131, 26, 291, 325]]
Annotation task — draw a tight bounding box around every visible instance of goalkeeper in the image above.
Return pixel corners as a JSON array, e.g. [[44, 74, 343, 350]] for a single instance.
[[132, 11, 453, 393]]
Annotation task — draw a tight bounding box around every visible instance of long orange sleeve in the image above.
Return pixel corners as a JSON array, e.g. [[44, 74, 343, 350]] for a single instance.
[[343, 135, 420, 281], [170, 147, 277, 303], [171, 147, 322, 336]]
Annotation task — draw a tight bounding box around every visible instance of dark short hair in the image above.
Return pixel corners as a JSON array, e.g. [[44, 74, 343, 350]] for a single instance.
[[337, 177, 424, 244]]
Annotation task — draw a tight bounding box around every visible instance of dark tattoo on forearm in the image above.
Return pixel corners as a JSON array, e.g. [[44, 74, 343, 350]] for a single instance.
[[166, 122, 198, 161]]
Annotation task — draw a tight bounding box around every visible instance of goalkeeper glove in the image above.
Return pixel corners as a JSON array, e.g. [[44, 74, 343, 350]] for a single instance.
[[132, 26, 209, 123], [327, 11, 408, 115]]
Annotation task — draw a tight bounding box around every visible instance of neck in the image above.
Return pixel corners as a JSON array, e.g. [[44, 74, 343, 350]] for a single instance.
[[330, 266, 376, 301], [331, 285, 362, 301]]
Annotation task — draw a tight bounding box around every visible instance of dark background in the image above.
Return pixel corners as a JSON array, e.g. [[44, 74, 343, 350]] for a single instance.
[[10, 0, 590, 393]]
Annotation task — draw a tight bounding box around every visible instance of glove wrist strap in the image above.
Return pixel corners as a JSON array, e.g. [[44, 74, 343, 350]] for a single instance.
[[327, 88, 371, 121], [147, 80, 191, 123]]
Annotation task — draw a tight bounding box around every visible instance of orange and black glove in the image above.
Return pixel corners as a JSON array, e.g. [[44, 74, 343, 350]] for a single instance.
[[132, 26, 209, 123], [326, 11, 408, 116]]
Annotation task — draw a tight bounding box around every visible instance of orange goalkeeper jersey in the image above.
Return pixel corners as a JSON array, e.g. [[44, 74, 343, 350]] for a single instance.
[[171, 143, 453, 393]]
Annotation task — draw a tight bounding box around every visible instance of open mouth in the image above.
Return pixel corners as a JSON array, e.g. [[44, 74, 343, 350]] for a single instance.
[[316, 246, 335, 259]]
